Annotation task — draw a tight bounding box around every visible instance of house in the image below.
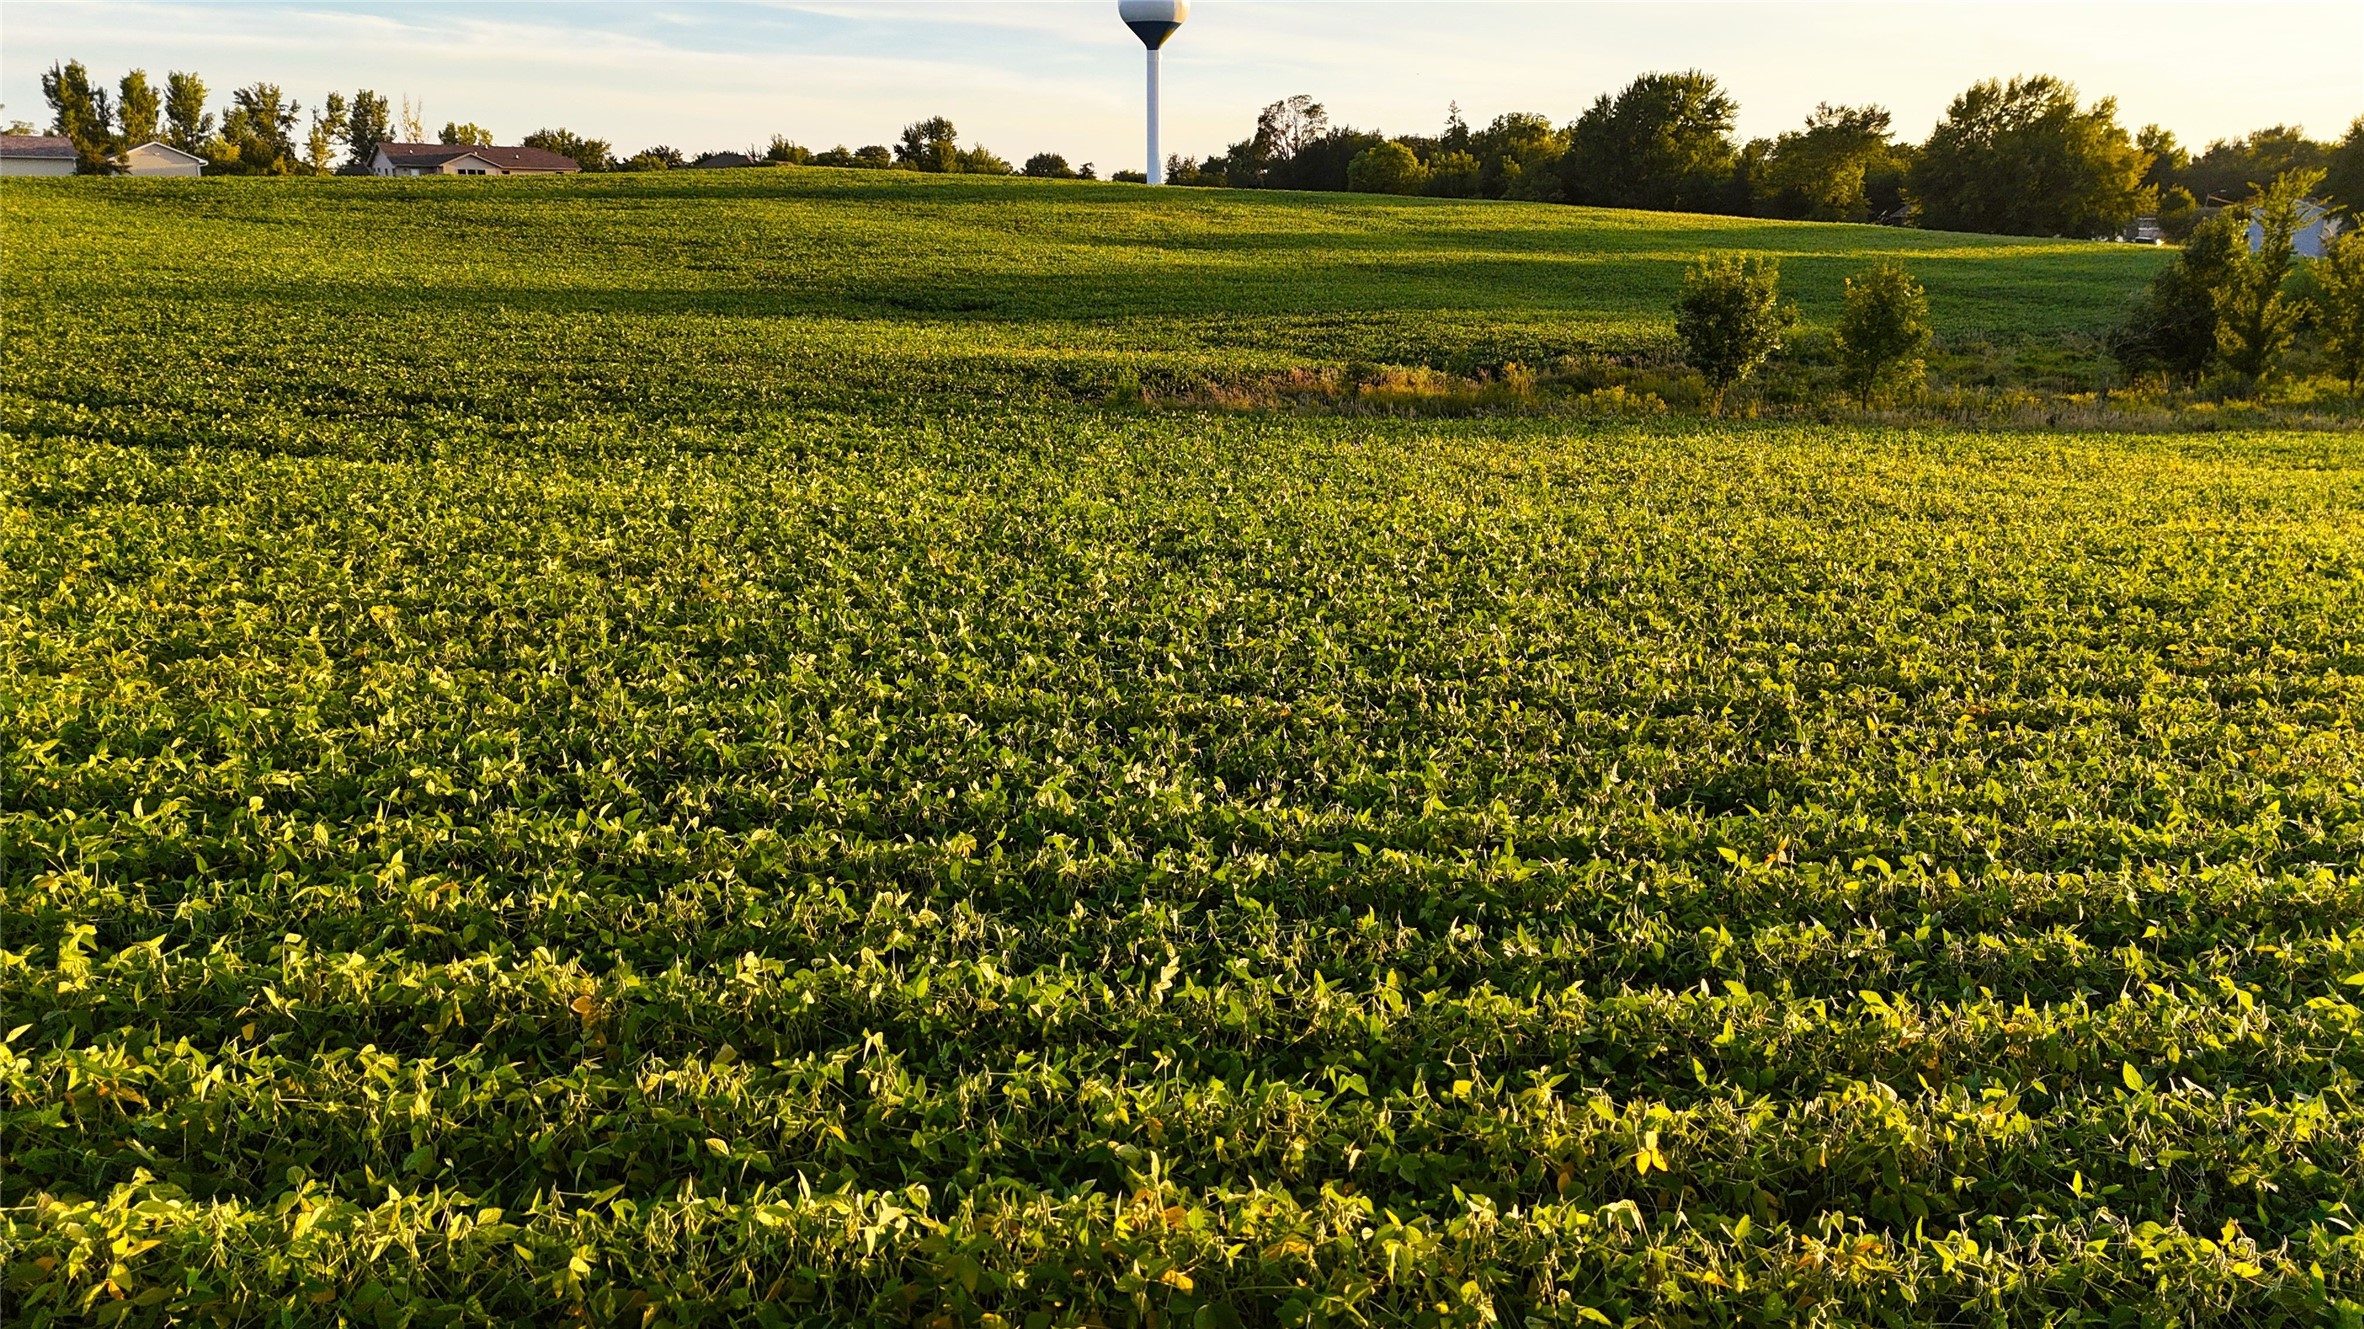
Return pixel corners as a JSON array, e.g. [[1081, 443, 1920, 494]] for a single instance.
[[2247, 198, 2344, 259], [370, 143, 580, 177], [688, 152, 755, 170], [0, 135, 79, 176], [124, 141, 205, 177]]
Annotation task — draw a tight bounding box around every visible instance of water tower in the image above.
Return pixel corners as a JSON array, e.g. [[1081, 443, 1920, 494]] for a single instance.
[[1118, 0, 1189, 184]]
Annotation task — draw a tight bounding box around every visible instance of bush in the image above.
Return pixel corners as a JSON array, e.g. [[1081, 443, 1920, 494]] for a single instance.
[[1022, 152, 1076, 179], [1346, 141, 1428, 195], [1673, 254, 1795, 408], [1833, 263, 1931, 404], [2107, 215, 2240, 384]]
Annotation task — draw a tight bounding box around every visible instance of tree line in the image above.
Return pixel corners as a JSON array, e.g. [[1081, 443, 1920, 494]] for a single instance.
[[31, 53, 2361, 242], [1163, 73, 2364, 238], [27, 59, 1087, 180]]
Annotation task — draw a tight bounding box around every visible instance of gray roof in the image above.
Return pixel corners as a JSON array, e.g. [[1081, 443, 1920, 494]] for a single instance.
[[377, 142, 580, 172], [0, 135, 79, 160]]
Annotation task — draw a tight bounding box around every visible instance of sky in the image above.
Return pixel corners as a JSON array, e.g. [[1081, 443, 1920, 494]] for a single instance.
[[3, 2, 2358, 171]]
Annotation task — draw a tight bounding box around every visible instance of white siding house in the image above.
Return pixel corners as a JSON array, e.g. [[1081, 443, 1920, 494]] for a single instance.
[[124, 141, 205, 177], [0, 135, 79, 176], [371, 143, 581, 176], [2248, 199, 2345, 259]]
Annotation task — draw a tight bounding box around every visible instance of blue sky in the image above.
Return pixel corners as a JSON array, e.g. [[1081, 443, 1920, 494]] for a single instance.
[[4, 2, 2358, 171]]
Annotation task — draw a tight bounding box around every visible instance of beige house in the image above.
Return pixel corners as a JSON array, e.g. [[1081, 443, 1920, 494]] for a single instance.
[[0, 135, 79, 176], [370, 143, 580, 177], [124, 141, 205, 177]]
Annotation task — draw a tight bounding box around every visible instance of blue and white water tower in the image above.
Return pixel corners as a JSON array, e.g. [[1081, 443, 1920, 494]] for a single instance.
[[1118, 1, 1190, 183]]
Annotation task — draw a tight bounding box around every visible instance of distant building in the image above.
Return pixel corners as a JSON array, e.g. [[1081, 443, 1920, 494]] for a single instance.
[[0, 135, 79, 176], [2247, 198, 2344, 259], [688, 152, 755, 170], [124, 141, 205, 177], [370, 143, 581, 177]]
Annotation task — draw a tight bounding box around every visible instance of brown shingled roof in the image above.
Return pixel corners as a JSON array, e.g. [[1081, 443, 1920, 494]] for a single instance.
[[0, 135, 80, 160], [378, 142, 580, 172]]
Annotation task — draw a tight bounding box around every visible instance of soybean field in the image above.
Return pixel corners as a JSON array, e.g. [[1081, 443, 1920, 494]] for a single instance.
[[4, 171, 2361, 1327]]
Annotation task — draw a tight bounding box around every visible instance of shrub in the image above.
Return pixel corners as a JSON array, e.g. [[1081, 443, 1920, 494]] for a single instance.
[[1833, 262, 1931, 404], [1346, 141, 1428, 195], [1023, 152, 1076, 179], [2107, 215, 2241, 385], [1673, 254, 1795, 409]]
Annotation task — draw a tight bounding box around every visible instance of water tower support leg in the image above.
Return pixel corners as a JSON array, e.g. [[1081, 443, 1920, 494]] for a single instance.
[[1146, 48, 1162, 185]]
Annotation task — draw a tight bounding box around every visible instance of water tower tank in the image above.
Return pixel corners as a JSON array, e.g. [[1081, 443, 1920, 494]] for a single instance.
[[1118, 1, 1190, 183]]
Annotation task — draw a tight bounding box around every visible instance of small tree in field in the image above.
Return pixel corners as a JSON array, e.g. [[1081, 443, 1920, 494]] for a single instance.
[[2214, 169, 2322, 391], [1833, 262, 1931, 405], [1674, 255, 1794, 410], [2318, 231, 2364, 394]]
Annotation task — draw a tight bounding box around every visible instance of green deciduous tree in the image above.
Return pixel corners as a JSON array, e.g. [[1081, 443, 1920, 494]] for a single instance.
[[1422, 149, 1480, 198], [218, 82, 300, 174], [42, 60, 118, 172], [619, 146, 684, 172], [524, 127, 611, 172], [958, 144, 1012, 175], [163, 71, 213, 156], [2156, 186, 2200, 243], [895, 116, 960, 172], [1561, 71, 1739, 213], [307, 93, 347, 173], [1346, 140, 1428, 195], [765, 136, 811, 166], [2316, 230, 2364, 393], [2106, 213, 2241, 385], [2180, 125, 2330, 204], [1833, 263, 1932, 404], [1759, 104, 1898, 222], [438, 121, 493, 147], [2214, 169, 2322, 390], [1674, 254, 1795, 408], [1470, 112, 1565, 202], [2135, 124, 2186, 195], [345, 91, 391, 171], [1907, 75, 2150, 237], [117, 70, 159, 146], [2324, 117, 2364, 222], [1022, 152, 1075, 179]]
